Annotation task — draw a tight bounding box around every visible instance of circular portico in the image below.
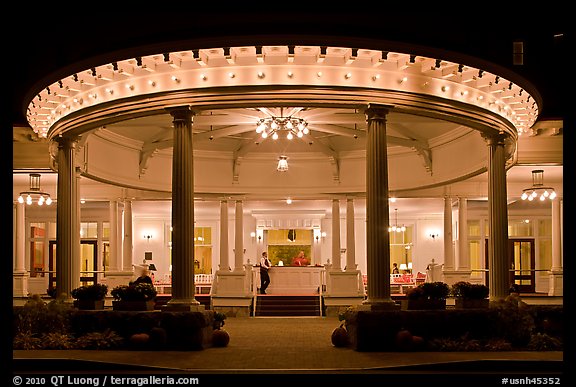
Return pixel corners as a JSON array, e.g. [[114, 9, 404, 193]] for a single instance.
[[25, 42, 540, 308]]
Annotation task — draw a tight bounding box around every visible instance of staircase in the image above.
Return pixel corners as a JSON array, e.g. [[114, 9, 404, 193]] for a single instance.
[[254, 295, 323, 317]]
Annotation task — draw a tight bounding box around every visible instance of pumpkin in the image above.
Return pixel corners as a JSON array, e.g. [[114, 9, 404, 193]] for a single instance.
[[412, 335, 424, 348], [129, 333, 150, 346], [395, 329, 414, 351], [212, 329, 230, 347], [331, 324, 349, 347]]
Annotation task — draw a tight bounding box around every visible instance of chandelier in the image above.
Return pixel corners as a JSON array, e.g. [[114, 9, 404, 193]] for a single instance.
[[388, 208, 406, 233], [521, 169, 557, 201], [256, 115, 309, 140], [17, 173, 52, 206], [277, 156, 289, 172]]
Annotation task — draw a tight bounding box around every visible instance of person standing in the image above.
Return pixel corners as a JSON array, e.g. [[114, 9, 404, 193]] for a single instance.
[[260, 251, 271, 294], [130, 265, 153, 286], [392, 262, 400, 274]]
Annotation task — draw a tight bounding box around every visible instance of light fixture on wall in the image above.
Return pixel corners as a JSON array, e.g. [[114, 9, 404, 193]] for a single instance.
[[17, 173, 52, 206], [144, 234, 153, 242], [256, 110, 309, 140], [277, 156, 289, 172], [250, 231, 256, 242], [521, 169, 557, 201], [388, 208, 406, 233], [429, 232, 439, 240]]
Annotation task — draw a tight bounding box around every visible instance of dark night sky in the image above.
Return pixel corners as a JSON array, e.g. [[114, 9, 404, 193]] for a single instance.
[[11, 11, 567, 127]]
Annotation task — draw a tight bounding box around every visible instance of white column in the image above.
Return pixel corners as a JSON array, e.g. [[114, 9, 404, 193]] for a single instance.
[[551, 197, 562, 271], [443, 197, 454, 271], [220, 200, 230, 271], [234, 200, 244, 271], [331, 199, 341, 271], [457, 197, 470, 271], [14, 203, 26, 272], [122, 200, 133, 271], [13, 202, 29, 297], [345, 198, 356, 271], [108, 200, 119, 271], [549, 197, 563, 296]]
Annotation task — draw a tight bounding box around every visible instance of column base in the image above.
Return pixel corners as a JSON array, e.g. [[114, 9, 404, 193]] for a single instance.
[[548, 270, 563, 296], [324, 270, 364, 297], [212, 270, 252, 297], [13, 271, 29, 297]]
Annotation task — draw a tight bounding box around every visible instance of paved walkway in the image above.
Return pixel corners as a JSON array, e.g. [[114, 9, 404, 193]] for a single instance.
[[13, 316, 563, 376]]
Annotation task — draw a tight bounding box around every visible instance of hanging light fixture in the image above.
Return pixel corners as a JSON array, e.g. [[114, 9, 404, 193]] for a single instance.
[[256, 109, 309, 140], [17, 173, 52, 206], [521, 169, 557, 201], [277, 155, 289, 172], [388, 208, 406, 233]]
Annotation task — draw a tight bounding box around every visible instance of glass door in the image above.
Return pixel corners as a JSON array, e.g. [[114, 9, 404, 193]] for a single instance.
[[509, 239, 535, 293]]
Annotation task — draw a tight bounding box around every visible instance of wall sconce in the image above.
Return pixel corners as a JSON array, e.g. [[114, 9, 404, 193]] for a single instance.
[[314, 231, 327, 243], [144, 234, 153, 242], [429, 232, 439, 240], [250, 231, 256, 242], [256, 229, 264, 243]]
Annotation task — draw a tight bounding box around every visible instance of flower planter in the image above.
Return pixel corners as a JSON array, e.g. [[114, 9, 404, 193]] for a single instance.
[[402, 299, 446, 310], [73, 300, 105, 310], [454, 298, 489, 309], [112, 300, 155, 311]]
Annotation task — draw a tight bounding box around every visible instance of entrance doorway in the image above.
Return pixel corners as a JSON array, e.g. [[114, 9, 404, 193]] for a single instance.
[[49, 240, 99, 288], [484, 238, 536, 293], [509, 239, 535, 293]]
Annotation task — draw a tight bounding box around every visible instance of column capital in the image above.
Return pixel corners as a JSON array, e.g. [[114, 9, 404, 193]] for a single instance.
[[481, 132, 507, 146], [55, 135, 79, 148], [165, 105, 197, 122], [364, 103, 392, 121]]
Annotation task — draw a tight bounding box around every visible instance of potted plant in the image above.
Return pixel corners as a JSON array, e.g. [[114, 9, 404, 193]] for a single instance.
[[111, 283, 157, 311], [71, 283, 108, 310], [451, 281, 490, 309], [402, 281, 450, 310]]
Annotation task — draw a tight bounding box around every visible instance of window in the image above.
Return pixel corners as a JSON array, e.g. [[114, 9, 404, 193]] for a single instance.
[[389, 225, 413, 272], [80, 222, 98, 238]]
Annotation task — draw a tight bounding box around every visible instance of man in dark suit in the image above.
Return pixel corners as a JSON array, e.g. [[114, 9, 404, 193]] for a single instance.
[[260, 252, 271, 294]]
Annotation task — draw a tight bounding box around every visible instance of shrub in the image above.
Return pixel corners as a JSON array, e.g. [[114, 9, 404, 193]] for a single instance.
[[490, 295, 535, 347], [111, 283, 157, 301], [527, 333, 562, 351], [451, 282, 489, 299], [71, 283, 108, 301], [407, 282, 450, 300], [76, 329, 124, 349], [40, 332, 75, 349], [15, 294, 72, 337]]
